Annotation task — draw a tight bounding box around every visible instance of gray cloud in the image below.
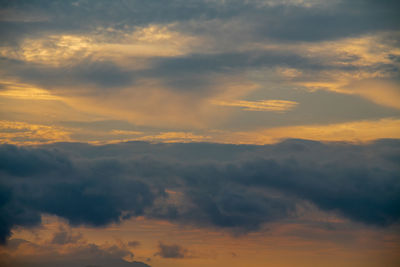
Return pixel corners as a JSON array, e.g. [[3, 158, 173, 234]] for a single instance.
[[1, 0, 399, 44], [0, 140, 399, 244], [1, 0, 399, 249], [51, 228, 83, 245], [0, 0, 399, 41], [246, 0, 400, 42], [1, 0, 399, 100], [2, 58, 135, 90], [0, 239, 150, 267], [128, 241, 141, 248], [155, 242, 187, 259], [4, 48, 399, 99], [0, 143, 157, 244]]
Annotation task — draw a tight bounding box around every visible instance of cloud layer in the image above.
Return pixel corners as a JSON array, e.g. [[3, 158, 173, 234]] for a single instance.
[[1, 139, 399, 244], [1, 0, 399, 133]]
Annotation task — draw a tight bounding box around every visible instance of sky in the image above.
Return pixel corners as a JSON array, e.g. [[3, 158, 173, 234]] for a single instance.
[[0, 0, 399, 266]]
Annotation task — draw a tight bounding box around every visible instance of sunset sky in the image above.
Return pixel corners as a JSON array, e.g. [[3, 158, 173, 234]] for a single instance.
[[0, 0, 399, 266]]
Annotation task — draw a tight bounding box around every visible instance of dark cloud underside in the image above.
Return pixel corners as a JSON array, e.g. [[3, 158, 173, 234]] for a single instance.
[[0, 140, 399, 244], [1, 0, 399, 43]]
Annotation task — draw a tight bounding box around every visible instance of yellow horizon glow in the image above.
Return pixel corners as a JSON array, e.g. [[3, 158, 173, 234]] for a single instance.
[[215, 118, 400, 145], [1, 118, 399, 146]]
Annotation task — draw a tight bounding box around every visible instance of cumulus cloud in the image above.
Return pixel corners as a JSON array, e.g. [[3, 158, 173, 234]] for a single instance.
[[0, 140, 399, 244]]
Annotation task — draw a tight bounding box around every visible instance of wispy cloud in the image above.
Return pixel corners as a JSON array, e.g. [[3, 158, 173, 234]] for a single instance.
[[0, 120, 71, 145], [0, 81, 60, 100], [214, 99, 298, 112]]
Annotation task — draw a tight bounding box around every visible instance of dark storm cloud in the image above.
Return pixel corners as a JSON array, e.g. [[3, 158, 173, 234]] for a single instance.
[[155, 242, 187, 259], [1, 140, 400, 244], [0, 143, 156, 244]]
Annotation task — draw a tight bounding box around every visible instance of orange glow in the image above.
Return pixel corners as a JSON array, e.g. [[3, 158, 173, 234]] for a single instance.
[[7, 215, 400, 267], [0, 120, 71, 145], [214, 118, 400, 145]]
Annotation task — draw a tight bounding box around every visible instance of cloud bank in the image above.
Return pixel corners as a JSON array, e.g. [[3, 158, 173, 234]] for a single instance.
[[1, 139, 399, 244]]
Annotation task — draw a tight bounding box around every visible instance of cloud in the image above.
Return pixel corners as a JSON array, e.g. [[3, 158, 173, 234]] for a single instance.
[[1, 0, 398, 45], [1, 1, 399, 253], [0, 120, 71, 145], [155, 242, 187, 259], [214, 118, 400, 144], [127, 241, 141, 248], [0, 143, 157, 244], [251, 1, 400, 42], [0, 81, 61, 100], [0, 1, 398, 130], [136, 132, 210, 143], [340, 79, 400, 110], [1, 49, 318, 95], [0, 238, 151, 267], [214, 99, 298, 112], [8, 59, 136, 90], [51, 227, 83, 245], [0, 140, 399, 244]]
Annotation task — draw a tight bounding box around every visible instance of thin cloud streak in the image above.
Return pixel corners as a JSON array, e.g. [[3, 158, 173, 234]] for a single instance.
[[214, 99, 298, 112]]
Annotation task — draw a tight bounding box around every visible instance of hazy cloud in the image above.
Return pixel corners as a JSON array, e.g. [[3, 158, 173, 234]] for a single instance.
[[0, 239, 150, 267], [1, 0, 398, 44], [51, 227, 83, 245], [214, 99, 298, 112], [127, 241, 141, 248], [0, 0, 399, 127], [2, 58, 135, 90], [155, 242, 187, 259]]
